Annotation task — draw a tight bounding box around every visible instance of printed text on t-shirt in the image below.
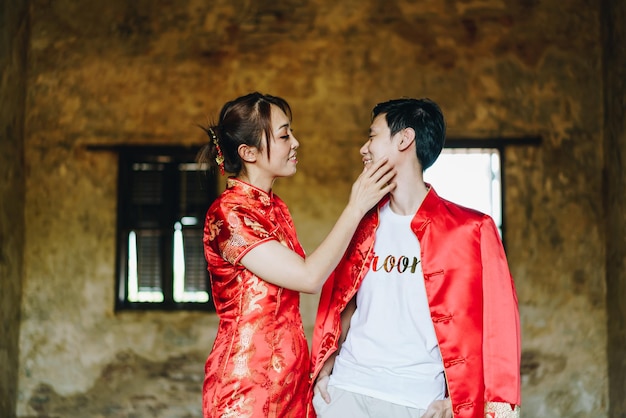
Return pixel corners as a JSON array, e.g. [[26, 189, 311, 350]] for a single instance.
[[370, 251, 421, 274]]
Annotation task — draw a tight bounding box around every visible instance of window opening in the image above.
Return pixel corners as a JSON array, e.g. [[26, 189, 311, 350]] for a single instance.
[[115, 147, 216, 311], [424, 148, 503, 235]]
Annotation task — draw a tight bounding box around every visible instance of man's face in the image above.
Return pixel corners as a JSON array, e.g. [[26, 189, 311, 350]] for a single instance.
[[360, 113, 395, 167]]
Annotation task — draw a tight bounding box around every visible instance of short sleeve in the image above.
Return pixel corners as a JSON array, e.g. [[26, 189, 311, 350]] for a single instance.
[[207, 205, 277, 265]]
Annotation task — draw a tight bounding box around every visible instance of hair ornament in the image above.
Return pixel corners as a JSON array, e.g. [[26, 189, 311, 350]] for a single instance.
[[208, 127, 225, 175]]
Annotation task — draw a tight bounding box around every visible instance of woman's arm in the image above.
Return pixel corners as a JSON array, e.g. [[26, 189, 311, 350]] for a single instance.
[[241, 159, 395, 293]]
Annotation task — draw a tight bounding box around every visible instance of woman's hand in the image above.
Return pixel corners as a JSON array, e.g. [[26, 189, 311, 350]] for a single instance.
[[240, 159, 394, 294], [347, 158, 396, 217]]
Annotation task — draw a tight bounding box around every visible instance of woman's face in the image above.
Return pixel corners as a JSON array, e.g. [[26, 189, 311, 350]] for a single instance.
[[257, 104, 299, 178]]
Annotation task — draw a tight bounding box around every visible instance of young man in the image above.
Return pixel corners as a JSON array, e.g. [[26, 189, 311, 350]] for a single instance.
[[308, 98, 521, 418]]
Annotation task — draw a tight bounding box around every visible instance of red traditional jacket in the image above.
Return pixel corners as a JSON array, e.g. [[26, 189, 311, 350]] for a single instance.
[[308, 188, 521, 418]]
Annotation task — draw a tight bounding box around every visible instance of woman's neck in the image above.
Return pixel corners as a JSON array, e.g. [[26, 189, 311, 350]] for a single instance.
[[237, 172, 274, 193]]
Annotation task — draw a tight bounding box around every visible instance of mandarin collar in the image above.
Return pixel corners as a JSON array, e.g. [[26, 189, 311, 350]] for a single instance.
[[409, 183, 443, 231], [227, 177, 274, 208], [417, 184, 440, 215]]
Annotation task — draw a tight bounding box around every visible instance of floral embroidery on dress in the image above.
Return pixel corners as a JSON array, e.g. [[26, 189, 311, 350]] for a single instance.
[[222, 212, 251, 263], [227, 209, 244, 228], [205, 216, 223, 242], [243, 215, 269, 236], [258, 194, 271, 206], [243, 277, 268, 315], [221, 382, 254, 418], [269, 327, 286, 374], [231, 178, 272, 208], [271, 353, 285, 373], [232, 323, 256, 378], [220, 206, 273, 264]]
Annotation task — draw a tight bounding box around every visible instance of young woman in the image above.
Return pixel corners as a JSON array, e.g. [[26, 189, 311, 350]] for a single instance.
[[197, 92, 395, 418]]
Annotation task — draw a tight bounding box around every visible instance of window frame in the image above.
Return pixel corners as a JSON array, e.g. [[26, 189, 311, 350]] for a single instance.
[[437, 137, 542, 248], [113, 145, 217, 312]]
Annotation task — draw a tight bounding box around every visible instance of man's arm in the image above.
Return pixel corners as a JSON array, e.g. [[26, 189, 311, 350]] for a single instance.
[[480, 216, 521, 417], [313, 295, 357, 403]]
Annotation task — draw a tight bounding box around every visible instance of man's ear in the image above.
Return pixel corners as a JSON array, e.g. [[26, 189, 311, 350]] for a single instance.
[[238, 144, 258, 163], [398, 128, 416, 151]]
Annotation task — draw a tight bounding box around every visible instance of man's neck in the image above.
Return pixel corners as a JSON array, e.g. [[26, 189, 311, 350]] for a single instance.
[[388, 170, 429, 216]]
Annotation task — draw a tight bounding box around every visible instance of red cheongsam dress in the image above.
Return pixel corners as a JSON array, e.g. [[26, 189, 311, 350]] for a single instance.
[[202, 178, 309, 418]]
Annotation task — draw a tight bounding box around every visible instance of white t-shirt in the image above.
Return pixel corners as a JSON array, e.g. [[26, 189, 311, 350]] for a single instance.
[[329, 202, 446, 409]]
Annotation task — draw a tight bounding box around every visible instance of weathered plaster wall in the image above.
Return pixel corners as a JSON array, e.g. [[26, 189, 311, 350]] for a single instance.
[[602, 0, 626, 417], [17, 0, 613, 417], [0, 0, 28, 417]]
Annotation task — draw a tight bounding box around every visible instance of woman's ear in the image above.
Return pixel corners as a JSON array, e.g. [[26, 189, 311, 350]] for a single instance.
[[398, 127, 416, 151], [238, 144, 258, 163]]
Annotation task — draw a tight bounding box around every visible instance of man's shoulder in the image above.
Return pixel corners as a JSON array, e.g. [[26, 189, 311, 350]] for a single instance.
[[418, 194, 501, 241], [429, 193, 489, 221], [443, 198, 486, 217]]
